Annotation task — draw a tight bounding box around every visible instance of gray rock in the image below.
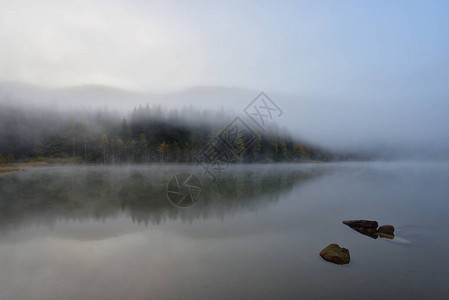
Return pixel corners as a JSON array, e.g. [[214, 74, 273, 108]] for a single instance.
[[319, 244, 350, 265]]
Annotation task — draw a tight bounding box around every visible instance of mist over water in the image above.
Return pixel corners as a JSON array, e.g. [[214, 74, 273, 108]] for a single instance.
[[1, 162, 449, 299], [1, 1, 449, 299]]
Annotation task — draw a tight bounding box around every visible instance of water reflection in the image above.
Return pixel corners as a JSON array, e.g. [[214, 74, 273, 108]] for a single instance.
[[0, 165, 323, 234], [1, 162, 449, 299]]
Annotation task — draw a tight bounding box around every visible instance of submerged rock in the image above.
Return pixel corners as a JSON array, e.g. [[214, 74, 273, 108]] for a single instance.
[[319, 244, 350, 265], [375, 232, 395, 239], [377, 225, 395, 235], [343, 220, 397, 240], [349, 226, 378, 239], [343, 220, 380, 239], [343, 220, 378, 229]]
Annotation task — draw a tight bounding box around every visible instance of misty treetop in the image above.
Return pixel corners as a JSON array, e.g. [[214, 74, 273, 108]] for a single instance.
[[0, 103, 332, 164]]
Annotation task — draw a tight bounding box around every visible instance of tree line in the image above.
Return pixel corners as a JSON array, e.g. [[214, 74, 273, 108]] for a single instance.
[[0, 104, 333, 164]]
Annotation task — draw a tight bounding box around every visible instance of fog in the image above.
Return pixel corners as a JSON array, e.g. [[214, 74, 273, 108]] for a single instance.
[[2, 2, 449, 298], [1, 0, 449, 159]]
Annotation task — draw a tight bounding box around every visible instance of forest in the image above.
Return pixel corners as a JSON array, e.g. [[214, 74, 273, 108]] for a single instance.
[[0, 103, 334, 164]]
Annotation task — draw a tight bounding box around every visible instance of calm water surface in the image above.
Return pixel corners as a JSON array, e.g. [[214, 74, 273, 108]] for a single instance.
[[0, 162, 448, 299]]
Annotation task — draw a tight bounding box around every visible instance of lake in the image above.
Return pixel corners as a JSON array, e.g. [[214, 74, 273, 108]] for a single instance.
[[0, 162, 448, 299]]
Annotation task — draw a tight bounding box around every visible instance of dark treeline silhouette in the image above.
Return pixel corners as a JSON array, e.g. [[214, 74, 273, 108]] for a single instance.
[[0, 103, 333, 163]]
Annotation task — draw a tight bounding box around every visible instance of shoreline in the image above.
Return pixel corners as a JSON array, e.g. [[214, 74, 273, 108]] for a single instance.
[[0, 160, 330, 172]]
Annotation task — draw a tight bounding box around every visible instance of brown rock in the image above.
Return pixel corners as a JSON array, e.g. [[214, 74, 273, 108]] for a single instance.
[[319, 244, 350, 265], [350, 226, 378, 239], [377, 225, 395, 235], [343, 220, 378, 229], [343, 220, 379, 239]]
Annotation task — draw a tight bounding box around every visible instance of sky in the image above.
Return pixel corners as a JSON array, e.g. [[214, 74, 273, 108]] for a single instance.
[[1, 0, 449, 155]]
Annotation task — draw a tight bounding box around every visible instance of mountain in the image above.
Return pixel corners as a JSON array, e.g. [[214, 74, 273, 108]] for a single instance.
[[0, 81, 260, 113]]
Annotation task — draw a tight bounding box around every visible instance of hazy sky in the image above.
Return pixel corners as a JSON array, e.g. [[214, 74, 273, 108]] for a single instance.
[[1, 0, 448, 94], [1, 0, 449, 155]]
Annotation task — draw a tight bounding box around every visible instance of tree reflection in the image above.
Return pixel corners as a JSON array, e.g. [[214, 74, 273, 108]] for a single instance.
[[0, 166, 323, 233]]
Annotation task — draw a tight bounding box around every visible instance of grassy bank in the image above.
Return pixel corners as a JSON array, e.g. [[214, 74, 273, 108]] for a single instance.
[[0, 167, 20, 173]]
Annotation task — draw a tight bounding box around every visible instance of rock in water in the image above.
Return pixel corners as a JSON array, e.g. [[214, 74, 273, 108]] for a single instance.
[[319, 244, 350, 265], [375, 232, 395, 239], [349, 226, 378, 239], [377, 225, 395, 235], [342, 220, 378, 229], [343, 220, 379, 238]]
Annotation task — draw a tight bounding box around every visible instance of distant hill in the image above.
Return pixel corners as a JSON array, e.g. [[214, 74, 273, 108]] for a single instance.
[[0, 81, 258, 113]]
